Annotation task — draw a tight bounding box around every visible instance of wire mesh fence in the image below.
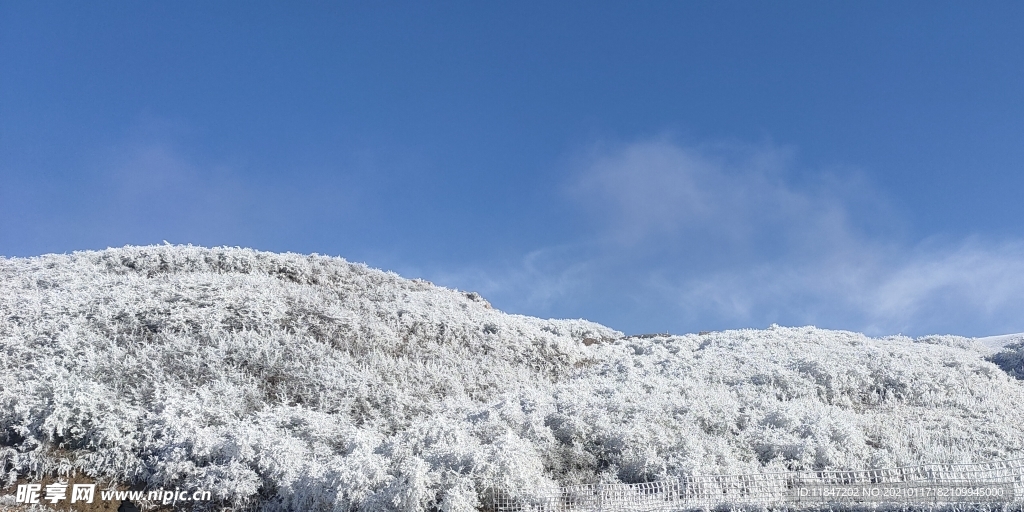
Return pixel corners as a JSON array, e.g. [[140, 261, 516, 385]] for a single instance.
[[493, 458, 1024, 511]]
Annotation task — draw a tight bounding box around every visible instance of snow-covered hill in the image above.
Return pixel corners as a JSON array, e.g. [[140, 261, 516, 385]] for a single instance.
[[1, 245, 1022, 511]]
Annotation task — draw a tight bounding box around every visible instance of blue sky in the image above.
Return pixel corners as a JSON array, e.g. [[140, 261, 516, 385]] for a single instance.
[[3, 2, 1023, 337]]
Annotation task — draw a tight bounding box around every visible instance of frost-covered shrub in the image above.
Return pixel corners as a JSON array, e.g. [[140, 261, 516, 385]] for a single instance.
[[1, 245, 1023, 511], [990, 341, 1024, 380], [0, 245, 616, 510]]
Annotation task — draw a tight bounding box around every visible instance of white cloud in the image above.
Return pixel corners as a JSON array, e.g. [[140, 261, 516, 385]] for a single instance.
[[64, 138, 362, 248], [576, 140, 841, 241], [427, 243, 598, 313], [859, 241, 1024, 334], [462, 138, 1024, 337]]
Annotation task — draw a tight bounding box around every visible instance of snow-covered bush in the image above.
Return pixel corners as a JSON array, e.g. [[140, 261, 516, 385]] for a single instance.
[[1, 245, 1022, 510], [990, 341, 1024, 380]]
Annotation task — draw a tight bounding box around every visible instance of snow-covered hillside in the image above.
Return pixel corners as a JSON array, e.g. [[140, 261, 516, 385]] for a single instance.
[[1, 245, 1023, 511]]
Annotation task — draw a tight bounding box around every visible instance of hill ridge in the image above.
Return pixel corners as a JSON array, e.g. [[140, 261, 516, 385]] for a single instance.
[[2, 245, 1023, 511]]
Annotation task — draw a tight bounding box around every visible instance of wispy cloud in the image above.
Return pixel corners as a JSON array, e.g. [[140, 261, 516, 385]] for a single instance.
[[0, 132, 365, 253], [857, 241, 1024, 333], [453, 137, 1024, 337], [101, 143, 247, 227]]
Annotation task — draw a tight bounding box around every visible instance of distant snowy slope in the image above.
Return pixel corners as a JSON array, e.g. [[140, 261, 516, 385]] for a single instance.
[[980, 333, 1024, 380], [976, 332, 1024, 354], [1, 246, 1023, 511]]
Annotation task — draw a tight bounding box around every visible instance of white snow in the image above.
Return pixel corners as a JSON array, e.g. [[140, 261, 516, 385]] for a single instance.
[[1, 245, 1022, 511], [975, 332, 1024, 355]]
